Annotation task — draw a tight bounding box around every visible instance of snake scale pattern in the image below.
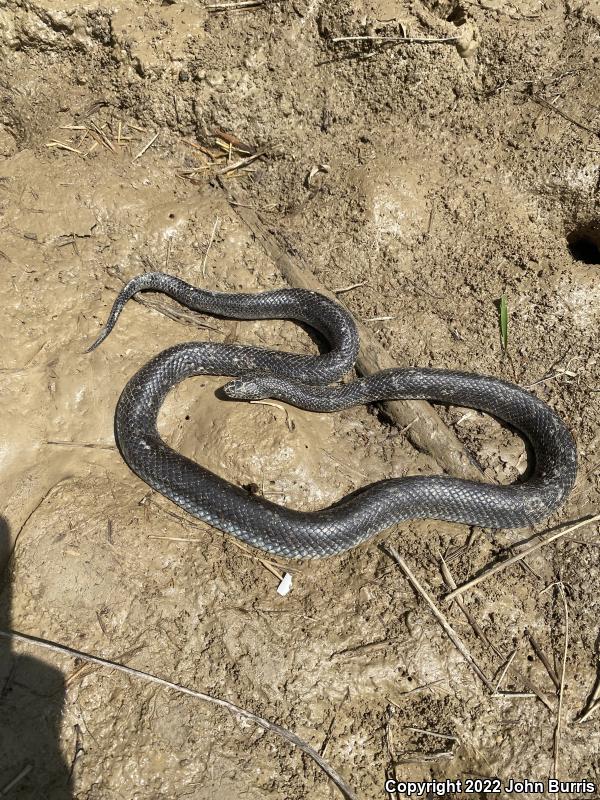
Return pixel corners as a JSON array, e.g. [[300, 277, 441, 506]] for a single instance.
[[87, 272, 577, 559]]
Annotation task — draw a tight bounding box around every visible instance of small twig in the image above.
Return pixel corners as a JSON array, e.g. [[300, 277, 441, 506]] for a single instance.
[[45, 440, 116, 451], [403, 726, 457, 741], [363, 315, 398, 322], [320, 448, 370, 481], [201, 217, 220, 278], [576, 661, 600, 723], [439, 552, 487, 646], [445, 514, 600, 601], [207, 0, 264, 9], [395, 750, 454, 764], [149, 535, 205, 543], [384, 707, 399, 796], [548, 582, 569, 781], [526, 368, 577, 389], [532, 95, 600, 138], [383, 546, 495, 692], [387, 678, 445, 701], [0, 764, 33, 796], [320, 688, 349, 756], [399, 418, 418, 436], [229, 539, 286, 582], [568, 538, 600, 547], [132, 132, 159, 162], [577, 699, 600, 723], [1, 628, 357, 800], [334, 281, 367, 294], [89, 121, 116, 153], [330, 638, 394, 660], [82, 140, 99, 157], [332, 34, 460, 44], [494, 648, 518, 693], [218, 148, 268, 175], [45, 141, 83, 154], [250, 399, 294, 431], [528, 631, 561, 691]]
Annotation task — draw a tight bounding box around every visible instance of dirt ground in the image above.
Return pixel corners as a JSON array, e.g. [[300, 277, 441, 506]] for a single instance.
[[1, 0, 599, 798]]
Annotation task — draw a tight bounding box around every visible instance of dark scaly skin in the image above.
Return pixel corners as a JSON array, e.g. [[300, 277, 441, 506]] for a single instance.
[[88, 272, 577, 559]]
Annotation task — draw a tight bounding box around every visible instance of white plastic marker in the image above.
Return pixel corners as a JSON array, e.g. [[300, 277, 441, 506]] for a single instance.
[[277, 572, 293, 596]]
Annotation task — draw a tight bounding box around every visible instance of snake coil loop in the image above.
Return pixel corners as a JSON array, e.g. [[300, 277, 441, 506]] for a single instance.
[[88, 272, 577, 559]]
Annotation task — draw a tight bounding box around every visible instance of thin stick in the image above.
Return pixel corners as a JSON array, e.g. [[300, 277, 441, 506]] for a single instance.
[[82, 141, 99, 157], [553, 583, 569, 781], [383, 546, 495, 692], [0, 764, 33, 796], [396, 751, 454, 764], [403, 726, 457, 741], [577, 696, 600, 723], [334, 281, 367, 293], [387, 679, 445, 702], [528, 631, 561, 691], [89, 121, 116, 153], [1, 628, 357, 800], [201, 217, 220, 277], [440, 552, 489, 644], [45, 440, 116, 451], [250, 399, 294, 431], [332, 34, 459, 44], [445, 514, 600, 602], [576, 665, 600, 723], [207, 0, 263, 8], [229, 539, 285, 582], [532, 95, 600, 137], [149, 535, 205, 542], [568, 538, 600, 547], [45, 141, 83, 154], [218, 148, 267, 175], [132, 132, 159, 162], [526, 368, 577, 389], [494, 648, 518, 692]]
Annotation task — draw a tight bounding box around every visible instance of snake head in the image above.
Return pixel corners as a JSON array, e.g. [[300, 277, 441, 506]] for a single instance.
[[223, 377, 274, 401]]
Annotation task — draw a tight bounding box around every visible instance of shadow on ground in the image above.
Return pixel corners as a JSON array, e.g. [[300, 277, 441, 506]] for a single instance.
[[0, 516, 72, 799]]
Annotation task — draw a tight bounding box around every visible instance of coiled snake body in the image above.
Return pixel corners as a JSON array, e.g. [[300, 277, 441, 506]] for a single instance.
[[88, 272, 577, 559]]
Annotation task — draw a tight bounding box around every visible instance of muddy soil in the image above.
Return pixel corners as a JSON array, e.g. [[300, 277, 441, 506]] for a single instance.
[[0, 0, 599, 798]]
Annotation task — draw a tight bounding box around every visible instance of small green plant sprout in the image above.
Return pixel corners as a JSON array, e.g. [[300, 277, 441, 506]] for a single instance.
[[499, 293, 508, 351]]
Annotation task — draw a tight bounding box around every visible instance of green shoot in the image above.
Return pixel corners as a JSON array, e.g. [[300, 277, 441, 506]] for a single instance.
[[500, 293, 508, 351]]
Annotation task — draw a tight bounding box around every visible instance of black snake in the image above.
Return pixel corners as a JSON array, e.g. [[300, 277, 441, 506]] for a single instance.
[[87, 272, 577, 559]]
